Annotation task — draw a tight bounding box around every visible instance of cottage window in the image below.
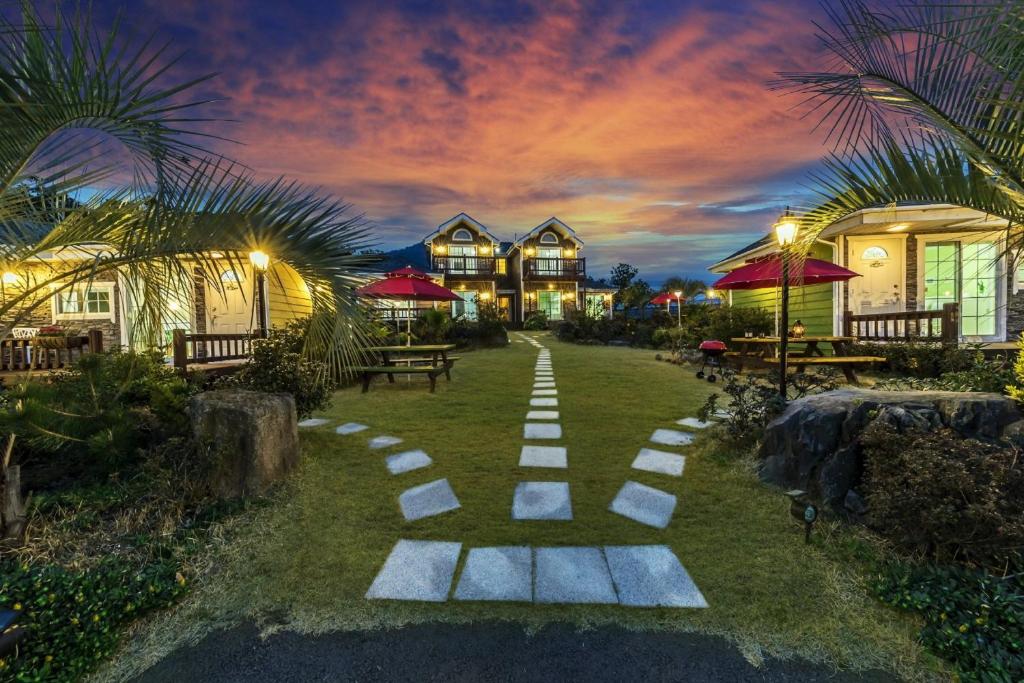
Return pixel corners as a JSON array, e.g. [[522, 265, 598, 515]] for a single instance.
[[53, 283, 115, 320], [539, 232, 559, 245], [452, 228, 473, 242], [861, 246, 889, 260]]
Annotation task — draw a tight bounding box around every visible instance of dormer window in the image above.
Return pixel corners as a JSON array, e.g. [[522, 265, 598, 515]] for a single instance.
[[452, 228, 473, 242], [539, 232, 559, 245]]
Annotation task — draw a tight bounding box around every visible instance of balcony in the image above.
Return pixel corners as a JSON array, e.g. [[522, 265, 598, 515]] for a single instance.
[[523, 257, 585, 280], [431, 255, 497, 278]]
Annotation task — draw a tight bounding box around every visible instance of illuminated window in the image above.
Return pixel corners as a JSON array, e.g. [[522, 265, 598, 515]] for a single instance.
[[452, 228, 473, 241], [539, 232, 559, 245], [496, 257, 506, 274], [54, 283, 114, 320], [861, 246, 889, 260]]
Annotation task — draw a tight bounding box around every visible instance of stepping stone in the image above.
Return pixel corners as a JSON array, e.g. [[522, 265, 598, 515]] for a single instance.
[[524, 423, 562, 439], [526, 410, 559, 420], [711, 409, 731, 420], [533, 382, 556, 389], [454, 547, 532, 602], [386, 449, 433, 475], [649, 429, 693, 447], [530, 398, 558, 407], [631, 448, 686, 477], [399, 479, 461, 521], [609, 481, 677, 529], [369, 435, 403, 450], [298, 418, 329, 427], [534, 547, 617, 604], [533, 389, 558, 396], [604, 545, 708, 608], [676, 417, 712, 430], [335, 422, 368, 435], [365, 539, 462, 602], [519, 445, 567, 468], [512, 482, 572, 520]]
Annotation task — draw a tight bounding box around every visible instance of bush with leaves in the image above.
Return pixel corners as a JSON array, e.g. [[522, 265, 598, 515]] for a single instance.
[[873, 353, 1013, 394], [0, 557, 188, 683], [873, 562, 1022, 682], [1, 351, 197, 476], [698, 368, 840, 445], [523, 310, 549, 330], [214, 318, 335, 420], [851, 341, 981, 378], [411, 308, 452, 344], [860, 421, 1024, 568]]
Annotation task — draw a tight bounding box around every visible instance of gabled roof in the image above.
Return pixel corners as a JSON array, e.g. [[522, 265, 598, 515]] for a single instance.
[[514, 217, 584, 246], [709, 234, 774, 272], [422, 212, 501, 245]]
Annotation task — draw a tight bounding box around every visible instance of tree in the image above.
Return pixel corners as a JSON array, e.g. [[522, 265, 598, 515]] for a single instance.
[[623, 278, 654, 320], [776, 1, 1024, 246], [661, 277, 706, 298], [609, 263, 639, 317]]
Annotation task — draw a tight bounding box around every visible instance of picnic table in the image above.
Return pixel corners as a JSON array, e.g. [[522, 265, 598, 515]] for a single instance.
[[728, 336, 884, 384], [354, 344, 459, 392]]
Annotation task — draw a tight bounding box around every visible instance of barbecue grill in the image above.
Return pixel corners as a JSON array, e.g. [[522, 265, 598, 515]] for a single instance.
[[696, 340, 727, 382]]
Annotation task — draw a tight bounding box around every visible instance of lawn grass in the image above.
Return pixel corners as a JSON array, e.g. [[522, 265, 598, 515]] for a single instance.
[[99, 333, 945, 681]]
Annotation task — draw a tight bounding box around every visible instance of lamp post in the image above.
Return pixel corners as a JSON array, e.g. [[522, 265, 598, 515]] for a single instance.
[[248, 250, 270, 337], [673, 290, 683, 327], [773, 211, 798, 401]]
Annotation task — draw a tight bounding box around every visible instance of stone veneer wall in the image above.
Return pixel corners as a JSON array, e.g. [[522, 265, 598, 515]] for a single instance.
[[904, 235, 918, 310], [193, 268, 207, 334], [3, 272, 121, 349]]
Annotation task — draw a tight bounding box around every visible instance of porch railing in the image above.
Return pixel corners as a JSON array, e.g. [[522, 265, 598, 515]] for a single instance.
[[523, 257, 585, 279], [431, 255, 497, 276], [171, 330, 252, 373], [843, 303, 959, 345], [0, 329, 103, 372]]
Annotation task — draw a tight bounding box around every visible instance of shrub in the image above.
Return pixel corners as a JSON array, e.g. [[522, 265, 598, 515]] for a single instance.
[[215, 318, 334, 419], [0, 351, 197, 475], [0, 557, 188, 682], [860, 421, 1024, 568], [523, 310, 549, 330], [851, 341, 980, 378], [873, 562, 1023, 681], [411, 309, 451, 344], [448, 302, 508, 348], [873, 354, 1013, 394]]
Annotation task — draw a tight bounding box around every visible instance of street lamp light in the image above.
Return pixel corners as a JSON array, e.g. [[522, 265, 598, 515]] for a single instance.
[[248, 250, 270, 336], [773, 210, 799, 401], [673, 290, 683, 327]]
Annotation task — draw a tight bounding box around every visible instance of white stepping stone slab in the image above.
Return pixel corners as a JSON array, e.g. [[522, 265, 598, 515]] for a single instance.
[[526, 410, 559, 420], [298, 418, 329, 427], [399, 479, 461, 521], [512, 482, 572, 520], [386, 449, 433, 475], [533, 389, 558, 396], [519, 445, 567, 468], [335, 422, 368, 435], [369, 435, 403, 450], [530, 398, 558, 407], [533, 382, 556, 389], [649, 429, 694, 447], [631, 448, 686, 477], [365, 539, 461, 602], [604, 545, 708, 608], [711, 409, 731, 420], [535, 371, 554, 376], [534, 547, 618, 604], [609, 481, 677, 529], [454, 546, 532, 602], [524, 423, 562, 439], [676, 417, 712, 430]]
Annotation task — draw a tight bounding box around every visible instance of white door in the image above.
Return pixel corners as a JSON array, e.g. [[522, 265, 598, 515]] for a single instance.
[[208, 266, 256, 333], [848, 238, 905, 314]]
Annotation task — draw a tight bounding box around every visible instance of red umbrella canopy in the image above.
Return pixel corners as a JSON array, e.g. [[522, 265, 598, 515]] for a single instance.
[[357, 266, 462, 301], [712, 256, 860, 290], [650, 292, 685, 305]]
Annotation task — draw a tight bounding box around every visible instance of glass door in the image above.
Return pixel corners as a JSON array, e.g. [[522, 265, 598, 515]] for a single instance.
[[923, 240, 998, 339], [538, 290, 562, 320], [537, 247, 560, 276], [452, 290, 478, 320], [448, 245, 477, 274]]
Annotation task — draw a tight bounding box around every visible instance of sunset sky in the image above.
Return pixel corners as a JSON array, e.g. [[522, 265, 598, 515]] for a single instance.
[[85, 0, 831, 284]]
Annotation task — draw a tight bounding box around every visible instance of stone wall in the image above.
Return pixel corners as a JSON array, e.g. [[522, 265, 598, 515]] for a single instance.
[[904, 235, 918, 310], [759, 388, 1021, 516]]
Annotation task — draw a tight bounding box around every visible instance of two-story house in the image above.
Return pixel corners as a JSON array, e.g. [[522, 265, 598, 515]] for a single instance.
[[406, 212, 612, 326]]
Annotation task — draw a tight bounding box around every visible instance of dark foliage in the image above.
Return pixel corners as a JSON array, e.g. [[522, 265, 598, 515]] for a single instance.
[[851, 341, 983, 379]]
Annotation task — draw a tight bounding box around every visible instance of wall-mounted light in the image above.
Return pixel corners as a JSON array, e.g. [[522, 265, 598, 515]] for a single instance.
[[563, 248, 574, 257], [480, 291, 492, 301], [433, 244, 447, 254], [525, 247, 536, 257]]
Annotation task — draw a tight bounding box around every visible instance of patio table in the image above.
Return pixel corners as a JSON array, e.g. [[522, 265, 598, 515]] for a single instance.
[[728, 336, 883, 383], [366, 344, 458, 380]]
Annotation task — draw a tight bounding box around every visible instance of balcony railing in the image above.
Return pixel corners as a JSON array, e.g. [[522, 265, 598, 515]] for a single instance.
[[523, 257, 585, 279], [431, 255, 497, 277], [843, 303, 959, 344]]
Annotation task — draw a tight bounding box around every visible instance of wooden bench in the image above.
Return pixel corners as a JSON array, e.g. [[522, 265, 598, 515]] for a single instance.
[[764, 355, 886, 383], [351, 365, 448, 393]]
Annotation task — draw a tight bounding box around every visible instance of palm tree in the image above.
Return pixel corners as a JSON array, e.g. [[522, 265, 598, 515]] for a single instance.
[[0, 2, 379, 379], [660, 276, 706, 298], [775, 0, 1024, 243]]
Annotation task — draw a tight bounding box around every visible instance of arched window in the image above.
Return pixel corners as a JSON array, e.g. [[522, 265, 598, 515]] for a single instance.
[[220, 269, 243, 290], [539, 232, 559, 244], [862, 246, 889, 260], [452, 228, 473, 242]]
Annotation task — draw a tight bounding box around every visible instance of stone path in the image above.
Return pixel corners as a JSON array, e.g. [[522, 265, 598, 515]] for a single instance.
[[367, 540, 706, 607]]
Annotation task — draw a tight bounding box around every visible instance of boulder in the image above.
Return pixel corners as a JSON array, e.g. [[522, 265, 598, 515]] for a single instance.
[[190, 390, 300, 498], [759, 389, 1020, 515]]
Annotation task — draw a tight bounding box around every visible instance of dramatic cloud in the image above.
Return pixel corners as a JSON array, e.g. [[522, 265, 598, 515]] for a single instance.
[[84, 0, 831, 282]]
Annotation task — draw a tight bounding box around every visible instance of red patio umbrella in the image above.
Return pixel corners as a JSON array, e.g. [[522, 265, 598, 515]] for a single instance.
[[358, 266, 462, 344], [650, 292, 681, 305], [712, 256, 859, 290]]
